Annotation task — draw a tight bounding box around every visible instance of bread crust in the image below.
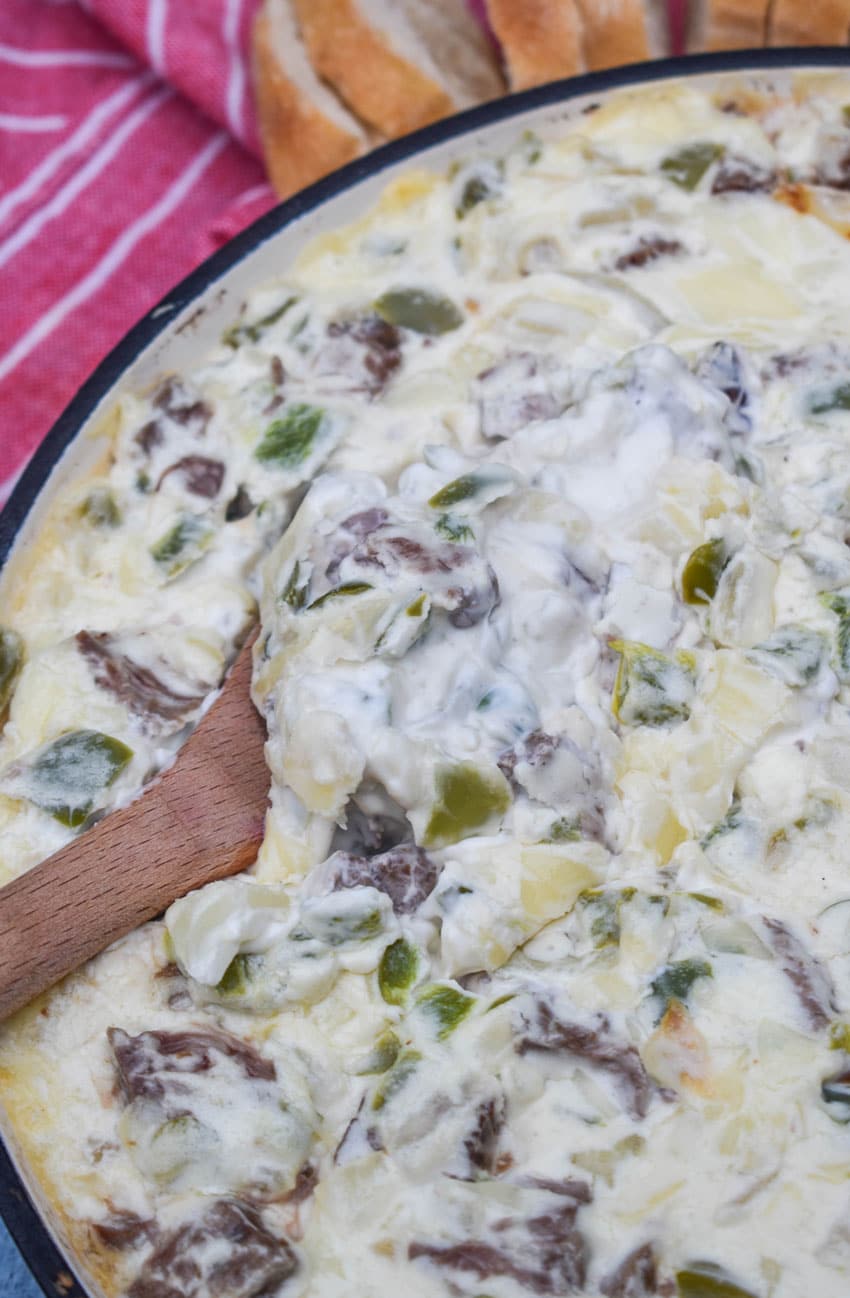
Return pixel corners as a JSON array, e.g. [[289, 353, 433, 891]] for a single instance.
[[293, 0, 453, 138], [252, 7, 364, 199], [575, 0, 651, 70], [767, 0, 850, 43], [485, 0, 585, 90], [705, 0, 770, 49]]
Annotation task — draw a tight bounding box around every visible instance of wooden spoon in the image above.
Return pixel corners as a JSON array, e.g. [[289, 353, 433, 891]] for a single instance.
[[0, 634, 268, 1023]]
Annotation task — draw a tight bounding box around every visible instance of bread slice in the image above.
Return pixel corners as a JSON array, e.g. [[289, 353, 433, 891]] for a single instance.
[[642, 0, 674, 56], [394, 0, 505, 107], [688, 0, 769, 51], [575, 0, 654, 70], [252, 0, 369, 199], [767, 0, 850, 43], [485, 0, 585, 90], [293, 0, 502, 140]]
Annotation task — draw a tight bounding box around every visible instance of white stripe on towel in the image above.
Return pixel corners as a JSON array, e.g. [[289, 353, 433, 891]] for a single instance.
[[0, 73, 154, 233], [0, 42, 135, 69], [0, 113, 68, 133], [0, 87, 172, 272], [0, 133, 229, 385], [146, 0, 168, 75]]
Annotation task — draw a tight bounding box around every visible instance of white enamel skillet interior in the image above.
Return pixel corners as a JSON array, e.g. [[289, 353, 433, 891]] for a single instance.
[[2, 48, 850, 1298]]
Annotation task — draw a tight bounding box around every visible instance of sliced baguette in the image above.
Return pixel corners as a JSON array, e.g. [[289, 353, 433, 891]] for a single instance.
[[688, 0, 769, 51], [293, 0, 500, 140], [252, 0, 369, 199], [767, 0, 850, 43], [575, 0, 652, 70], [485, 0, 585, 90], [394, 0, 505, 107], [643, 0, 674, 56]]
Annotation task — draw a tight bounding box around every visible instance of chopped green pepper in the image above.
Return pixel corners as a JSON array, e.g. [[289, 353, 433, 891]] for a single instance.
[[308, 582, 373, 610], [374, 288, 464, 336], [829, 1022, 850, 1052], [748, 624, 825, 685], [455, 161, 503, 219], [280, 560, 310, 610], [611, 640, 695, 727], [687, 892, 725, 912], [301, 896, 384, 946], [809, 382, 850, 415], [521, 129, 543, 164], [151, 514, 214, 579], [681, 539, 728, 605], [733, 450, 761, 484], [546, 816, 582, 843], [676, 1263, 758, 1298], [417, 983, 475, 1039], [80, 487, 121, 528], [375, 592, 431, 657], [821, 592, 850, 677], [578, 887, 636, 948], [650, 958, 712, 1017], [428, 465, 517, 511], [701, 801, 743, 848], [255, 404, 326, 469], [456, 177, 491, 217], [0, 628, 24, 714], [792, 797, 833, 832], [27, 729, 133, 827], [356, 1030, 401, 1075], [486, 993, 516, 1013], [372, 1048, 421, 1110], [423, 762, 511, 848], [661, 142, 724, 190], [224, 485, 254, 522], [429, 474, 480, 508], [223, 296, 297, 349], [434, 513, 473, 542], [378, 938, 419, 1006], [216, 952, 263, 997]]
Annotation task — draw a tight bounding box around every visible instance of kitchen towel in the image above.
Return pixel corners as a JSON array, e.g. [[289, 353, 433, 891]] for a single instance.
[[0, 0, 276, 508]]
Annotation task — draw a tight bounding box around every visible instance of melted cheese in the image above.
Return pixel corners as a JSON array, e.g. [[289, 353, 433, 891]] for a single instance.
[[4, 73, 850, 1298]]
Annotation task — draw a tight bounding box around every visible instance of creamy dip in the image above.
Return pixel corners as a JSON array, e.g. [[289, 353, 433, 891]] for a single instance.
[[5, 72, 850, 1298]]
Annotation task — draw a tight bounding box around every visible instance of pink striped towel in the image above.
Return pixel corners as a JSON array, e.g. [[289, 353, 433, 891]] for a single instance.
[[0, 1, 686, 509], [0, 0, 274, 505]]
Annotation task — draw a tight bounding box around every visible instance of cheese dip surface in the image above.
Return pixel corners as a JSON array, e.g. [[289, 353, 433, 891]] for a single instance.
[[7, 72, 850, 1298]]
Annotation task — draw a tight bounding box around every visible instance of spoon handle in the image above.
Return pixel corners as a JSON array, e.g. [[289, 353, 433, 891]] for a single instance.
[[0, 637, 267, 1023]]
